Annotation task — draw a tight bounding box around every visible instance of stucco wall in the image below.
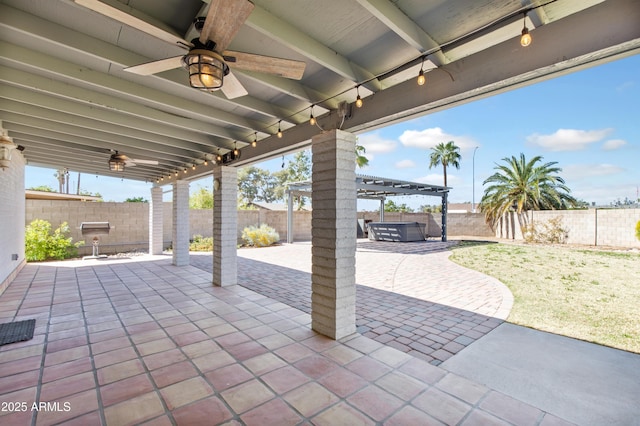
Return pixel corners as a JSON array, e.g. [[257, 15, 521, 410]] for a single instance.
[[0, 151, 26, 295]]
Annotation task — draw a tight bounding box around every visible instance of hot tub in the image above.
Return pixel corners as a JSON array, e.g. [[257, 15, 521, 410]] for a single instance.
[[366, 222, 426, 242]]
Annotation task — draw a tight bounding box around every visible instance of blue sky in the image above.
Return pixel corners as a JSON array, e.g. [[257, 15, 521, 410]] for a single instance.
[[26, 54, 639, 209]]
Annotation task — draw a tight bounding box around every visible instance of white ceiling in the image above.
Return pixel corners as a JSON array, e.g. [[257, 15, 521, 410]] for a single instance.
[[0, 0, 638, 183]]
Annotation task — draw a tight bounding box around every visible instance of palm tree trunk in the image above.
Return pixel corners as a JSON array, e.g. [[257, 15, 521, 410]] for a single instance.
[[443, 165, 447, 187]]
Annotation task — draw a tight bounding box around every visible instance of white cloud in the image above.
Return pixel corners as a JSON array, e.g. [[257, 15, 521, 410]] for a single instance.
[[526, 128, 613, 151], [602, 139, 627, 150], [616, 81, 635, 92], [357, 133, 397, 154], [414, 173, 462, 187], [562, 163, 625, 181], [399, 127, 478, 152], [395, 159, 416, 169]]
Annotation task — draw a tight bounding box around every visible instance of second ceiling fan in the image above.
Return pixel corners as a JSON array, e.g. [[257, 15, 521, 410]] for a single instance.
[[74, 0, 306, 99]]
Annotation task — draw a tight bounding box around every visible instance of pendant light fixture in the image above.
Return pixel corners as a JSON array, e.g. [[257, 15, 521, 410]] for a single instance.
[[417, 57, 426, 86], [355, 86, 363, 108], [252, 132, 258, 147], [520, 13, 532, 47], [309, 106, 316, 126], [277, 121, 283, 138], [233, 142, 239, 156]]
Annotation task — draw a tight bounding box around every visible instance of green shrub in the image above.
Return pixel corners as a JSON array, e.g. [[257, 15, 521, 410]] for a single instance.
[[636, 220, 640, 241], [242, 224, 280, 247], [25, 219, 84, 261], [522, 216, 568, 244], [190, 234, 213, 251]]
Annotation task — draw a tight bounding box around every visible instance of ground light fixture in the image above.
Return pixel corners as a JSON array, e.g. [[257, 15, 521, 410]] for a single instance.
[[520, 13, 532, 47]]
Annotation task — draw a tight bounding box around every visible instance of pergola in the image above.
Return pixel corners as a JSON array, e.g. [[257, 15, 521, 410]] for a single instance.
[[286, 175, 449, 243]]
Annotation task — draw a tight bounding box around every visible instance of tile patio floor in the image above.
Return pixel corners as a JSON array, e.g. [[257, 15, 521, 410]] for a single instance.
[[0, 244, 570, 425], [193, 240, 512, 365]]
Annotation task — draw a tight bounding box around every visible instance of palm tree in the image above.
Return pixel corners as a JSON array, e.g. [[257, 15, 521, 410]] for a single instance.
[[428, 141, 461, 187], [479, 153, 577, 231]]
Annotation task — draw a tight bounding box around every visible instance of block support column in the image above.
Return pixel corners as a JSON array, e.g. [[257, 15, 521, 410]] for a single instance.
[[149, 185, 163, 255], [311, 129, 357, 339], [172, 180, 190, 266], [213, 166, 238, 286]]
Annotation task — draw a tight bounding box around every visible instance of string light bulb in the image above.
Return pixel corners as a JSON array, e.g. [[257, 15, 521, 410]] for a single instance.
[[204, 158, 208, 166], [355, 86, 363, 108], [183, 168, 187, 174], [174, 170, 178, 176], [216, 150, 222, 163], [417, 57, 426, 86], [233, 142, 239, 156], [251, 132, 257, 148], [520, 13, 532, 47], [277, 121, 283, 138], [192, 164, 196, 170], [309, 106, 316, 126]]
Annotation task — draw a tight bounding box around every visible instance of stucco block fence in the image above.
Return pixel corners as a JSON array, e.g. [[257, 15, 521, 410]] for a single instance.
[[493, 208, 640, 248], [25, 201, 493, 256], [24, 200, 639, 256]]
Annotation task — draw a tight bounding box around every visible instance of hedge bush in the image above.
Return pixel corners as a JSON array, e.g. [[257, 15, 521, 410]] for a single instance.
[[190, 234, 213, 251], [522, 216, 568, 244], [241, 224, 280, 247], [25, 219, 84, 261]]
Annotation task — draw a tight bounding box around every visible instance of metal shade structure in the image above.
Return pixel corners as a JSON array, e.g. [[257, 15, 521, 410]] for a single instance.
[[286, 174, 450, 242]]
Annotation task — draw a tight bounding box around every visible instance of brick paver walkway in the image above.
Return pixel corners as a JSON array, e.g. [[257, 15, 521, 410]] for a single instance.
[[192, 240, 513, 365]]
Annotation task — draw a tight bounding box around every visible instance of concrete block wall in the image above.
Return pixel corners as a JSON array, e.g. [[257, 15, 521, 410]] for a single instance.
[[0, 151, 26, 296], [595, 209, 640, 247], [25, 200, 150, 256], [530, 210, 596, 245], [496, 209, 640, 248], [24, 201, 640, 251]]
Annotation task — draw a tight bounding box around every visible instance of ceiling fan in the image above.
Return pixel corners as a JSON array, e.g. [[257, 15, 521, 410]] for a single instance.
[[73, 0, 306, 99], [108, 151, 158, 172]]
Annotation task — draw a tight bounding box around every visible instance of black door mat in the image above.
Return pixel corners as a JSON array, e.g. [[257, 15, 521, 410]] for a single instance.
[[0, 319, 36, 346]]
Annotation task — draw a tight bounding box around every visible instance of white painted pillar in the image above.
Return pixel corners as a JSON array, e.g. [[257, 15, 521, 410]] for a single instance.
[[149, 185, 163, 255], [213, 166, 237, 286], [311, 129, 357, 340], [172, 180, 190, 266]]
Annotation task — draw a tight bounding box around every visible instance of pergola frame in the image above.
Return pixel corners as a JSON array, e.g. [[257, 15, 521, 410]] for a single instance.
[[286, 174, 449, 243]]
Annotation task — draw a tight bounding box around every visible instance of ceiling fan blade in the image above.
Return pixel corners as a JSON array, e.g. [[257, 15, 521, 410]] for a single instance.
[[124, 56, 184, 75], [200, 0, 255, 52], [225, 51, 306, 80], [131, 159, 159, 165], [72, 0, 190, 47], [221, 71, 249, 99]]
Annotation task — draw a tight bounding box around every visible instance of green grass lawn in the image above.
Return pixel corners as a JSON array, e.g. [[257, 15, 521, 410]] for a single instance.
[[450, 242, 640, 353]]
